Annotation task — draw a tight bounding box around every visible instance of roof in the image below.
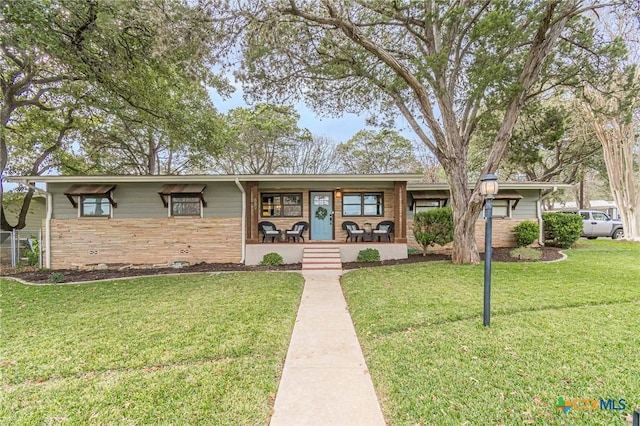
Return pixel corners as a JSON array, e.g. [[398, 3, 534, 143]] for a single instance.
[[407, 182, 571, 191], [6, 174, 571, 191], [7, 173, 424, 184], [553, 200, 617, 209]]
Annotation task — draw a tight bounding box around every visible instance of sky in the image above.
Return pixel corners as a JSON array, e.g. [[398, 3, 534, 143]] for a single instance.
[[208, 84, 372, 144]]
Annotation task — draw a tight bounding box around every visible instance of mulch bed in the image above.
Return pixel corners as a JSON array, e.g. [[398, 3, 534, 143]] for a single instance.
[[343, 246, 564, 269], [3, 247, 563, 284], [2, 262, 300, 285]]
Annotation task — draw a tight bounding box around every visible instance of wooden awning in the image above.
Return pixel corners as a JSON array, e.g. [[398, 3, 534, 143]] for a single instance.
[[158, 184, 207, 207], [493, 190, 523, 209], [64, 184, 117, 208], [410, 190, 449, 200], [409, 190, 449, 208]]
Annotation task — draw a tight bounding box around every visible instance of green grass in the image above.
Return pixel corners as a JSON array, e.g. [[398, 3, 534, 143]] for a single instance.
[[1, 272, 304, 425], [342, 240, 640, 425]]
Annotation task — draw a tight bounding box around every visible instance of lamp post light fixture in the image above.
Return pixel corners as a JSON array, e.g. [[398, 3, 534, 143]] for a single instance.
[[480, 173, 499, 327]]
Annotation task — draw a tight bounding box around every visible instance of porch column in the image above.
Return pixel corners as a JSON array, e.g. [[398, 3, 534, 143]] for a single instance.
[[247, 181, 260, 243], [394, 181, 407, 243]]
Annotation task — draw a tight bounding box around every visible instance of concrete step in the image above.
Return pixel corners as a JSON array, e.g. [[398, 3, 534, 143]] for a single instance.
[[302, 258, 342, 264], [302, 264, 342, 270], [303, 252, 341, 258], [302, 247, 342, 271]]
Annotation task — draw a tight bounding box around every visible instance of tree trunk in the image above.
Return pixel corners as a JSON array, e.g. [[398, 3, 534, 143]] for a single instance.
[[616, 193, 640, 240], [585, 91, 640, 241], [147, 129, 157, 175], [443, 157, 484, 264], [0, 188, 34, 231], [451, 211, 480, 264]]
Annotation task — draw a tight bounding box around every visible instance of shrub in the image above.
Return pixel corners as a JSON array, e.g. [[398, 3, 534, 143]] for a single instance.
[[412, 207, 454, 255], [260, 252, 284, 266], [509, 247, 542, 261], [48, 272, 65, 283], [513, 221, 539, 247], [21, 237, 40, 266], [542, 212, 583, 248], [357, 248, 380, 262]]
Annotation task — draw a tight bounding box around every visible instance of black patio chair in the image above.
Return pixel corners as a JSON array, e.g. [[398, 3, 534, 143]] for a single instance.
[[341, 221, 365, 242], [258, 221, 282, 243], [285, 221, 309, 243], [373, 220, 394, 242]]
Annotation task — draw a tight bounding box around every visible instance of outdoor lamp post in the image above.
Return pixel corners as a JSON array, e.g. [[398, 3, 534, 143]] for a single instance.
[[480, 173, 499, 327]]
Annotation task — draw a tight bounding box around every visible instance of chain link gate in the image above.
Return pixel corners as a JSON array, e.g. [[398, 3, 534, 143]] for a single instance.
[[0, 229, 42, 268]]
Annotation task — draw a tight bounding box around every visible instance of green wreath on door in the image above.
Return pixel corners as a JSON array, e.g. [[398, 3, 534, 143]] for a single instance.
[[315, 206, 328, 220]]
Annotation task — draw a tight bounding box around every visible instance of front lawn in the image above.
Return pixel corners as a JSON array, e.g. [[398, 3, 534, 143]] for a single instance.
[[1, 272, 304, 425], [342, 240, 640, 425]]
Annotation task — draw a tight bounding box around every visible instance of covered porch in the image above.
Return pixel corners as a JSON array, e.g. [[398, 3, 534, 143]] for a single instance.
[[245, 241, 409, 265], [241, 174, 417, 265]]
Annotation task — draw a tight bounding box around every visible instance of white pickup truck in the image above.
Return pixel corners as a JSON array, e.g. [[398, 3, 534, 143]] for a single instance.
[[569, 210, 624, 239]]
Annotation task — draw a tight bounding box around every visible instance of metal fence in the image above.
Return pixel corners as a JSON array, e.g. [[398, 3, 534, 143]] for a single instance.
[[0, 229, 42, 268]]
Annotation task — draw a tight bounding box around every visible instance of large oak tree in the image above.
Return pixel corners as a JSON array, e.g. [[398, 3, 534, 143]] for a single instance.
[[233, 0, 610, 263], [1, 0, 228, 230]]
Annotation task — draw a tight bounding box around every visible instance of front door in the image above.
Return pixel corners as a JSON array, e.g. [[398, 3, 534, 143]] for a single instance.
[[310, 192, 334, 240]]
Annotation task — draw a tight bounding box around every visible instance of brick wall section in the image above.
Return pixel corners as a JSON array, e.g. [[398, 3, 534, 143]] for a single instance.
[[49, 218, 242, 269], [407, 218, 537, 252]]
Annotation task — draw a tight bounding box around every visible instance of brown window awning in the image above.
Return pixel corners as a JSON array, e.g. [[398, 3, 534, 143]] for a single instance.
[[158, 184, 207, 207], [493, 190, 523, 209], [64, 184, 117, 208], [409, 190, 449, 208]]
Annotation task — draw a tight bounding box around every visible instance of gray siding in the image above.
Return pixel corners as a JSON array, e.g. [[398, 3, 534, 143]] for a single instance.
[[49, 184, 78, 219], [48, 181, 242, 219], [406, 189, 541, 220], [203, 183, 242, 218], [510, 190, 540, 219]]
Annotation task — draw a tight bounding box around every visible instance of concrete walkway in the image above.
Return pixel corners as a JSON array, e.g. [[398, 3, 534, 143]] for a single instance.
[[270, 271, 386, 426]]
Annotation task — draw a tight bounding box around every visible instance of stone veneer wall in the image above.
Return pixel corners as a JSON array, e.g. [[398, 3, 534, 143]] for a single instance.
[[49, 218, 242, 269], [407, 218, 538, 252]]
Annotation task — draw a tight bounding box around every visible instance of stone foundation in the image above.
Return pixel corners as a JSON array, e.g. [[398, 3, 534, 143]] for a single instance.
[[49, 218, 242, 269]]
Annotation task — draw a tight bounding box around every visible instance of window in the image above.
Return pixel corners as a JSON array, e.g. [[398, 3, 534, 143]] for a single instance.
[[491, 200, 510, 217], [64, 184, 117, 218], [592, 212, 608, 221], [171, 195, 201, 216], [343, 193, 383, 217], [414, 199, 444, 214], [484, 191, 522, 218], [158, 184, 207, 217], [261, 193, 302, 217], [80, 196, 111, 217]]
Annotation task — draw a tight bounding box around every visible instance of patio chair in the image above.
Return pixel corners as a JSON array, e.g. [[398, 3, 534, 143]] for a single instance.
[[373, 220, 394, 242], [342, 221, 365, 242], [285, 221, 309, 243], [258, 221, 282, 243]]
